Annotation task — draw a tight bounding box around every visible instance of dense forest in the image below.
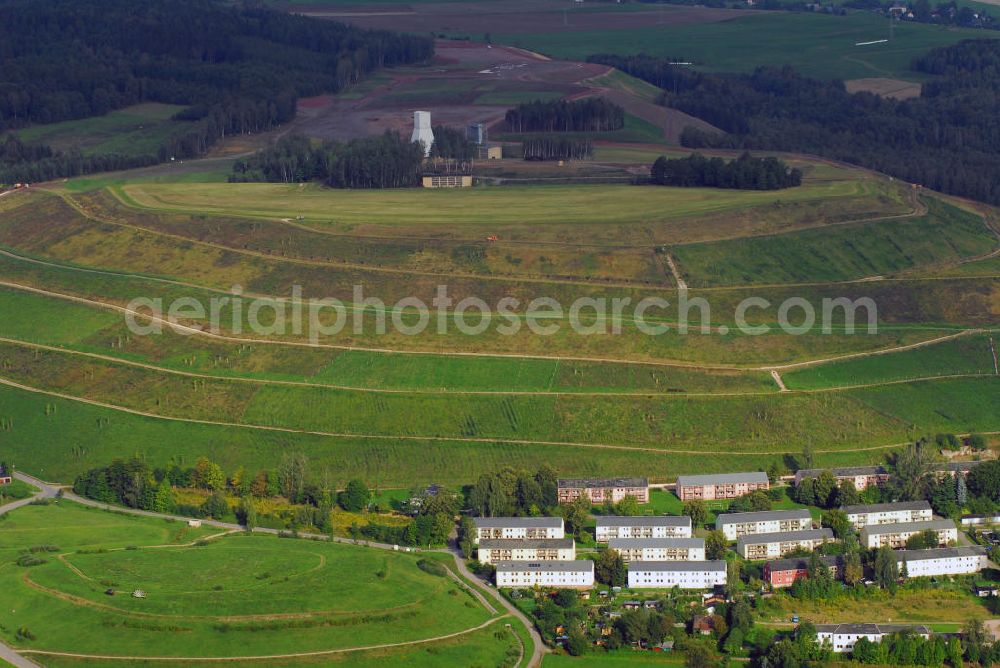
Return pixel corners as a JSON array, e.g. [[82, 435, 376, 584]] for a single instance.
[[504, 98, 624, 133], [590, 43, 1000, 205], [0, 0, 431, 183], [650, 152, 802, 189], [523, 137, 594, 161], [230, 132, 425, 188], [430, 125, 476, 160]]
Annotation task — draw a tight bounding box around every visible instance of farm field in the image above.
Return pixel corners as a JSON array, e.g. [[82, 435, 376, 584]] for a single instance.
[[13, 103, 190, 157], [485, 11, 1000, 81], [0, 502, 503, 663]]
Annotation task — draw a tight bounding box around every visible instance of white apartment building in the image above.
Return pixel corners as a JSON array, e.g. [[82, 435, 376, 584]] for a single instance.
[[495, 560, 594, 589], [896, 546, 988, 577], [841, 501, 933, 530], [627, 560, 727, 589], [737, 528, 834, 560], [595, 516, 692, 542], [471, 517, 564, 544], [608, 537, 705, 563], [859, 519, 957, 550], [477, 538, 576, 565], [716, 509, 813, 541], [815, 624, 931, 653]]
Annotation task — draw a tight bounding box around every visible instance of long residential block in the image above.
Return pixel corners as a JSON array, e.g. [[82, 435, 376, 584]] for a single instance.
[[471, 517, 564, 544], [794, 466, 890, 491], [476, 538, 576, 565], [859, 519, 957, 549], [896, 546, 988, 577], [495, 560, 594, 589], [608, 537, 705, 563], [675, 472, 769, 501], [557, 477, 649, 504], [737, 528, 834, 560], [627, 560, 727, 589], [841, 501, 933, 529], [595, 516, 692, 542], [816, 624, 931, 653], [715, 509, 813, 541]]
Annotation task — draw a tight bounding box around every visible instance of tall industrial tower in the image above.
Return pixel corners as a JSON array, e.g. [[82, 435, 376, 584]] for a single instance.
[[411, 110, 434, 157]]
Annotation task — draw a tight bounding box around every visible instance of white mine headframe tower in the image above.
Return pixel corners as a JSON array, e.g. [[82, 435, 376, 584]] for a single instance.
[[411, 110, 434, 157]]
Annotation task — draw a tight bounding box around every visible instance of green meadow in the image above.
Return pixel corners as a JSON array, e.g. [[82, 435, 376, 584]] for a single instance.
[[672, 197, 997, 287], [491, 11, 1000, 81], [0, 502, 501, 662]]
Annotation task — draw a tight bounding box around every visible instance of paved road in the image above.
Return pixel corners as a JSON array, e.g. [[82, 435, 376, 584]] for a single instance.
[[10, 472, 545, 667]]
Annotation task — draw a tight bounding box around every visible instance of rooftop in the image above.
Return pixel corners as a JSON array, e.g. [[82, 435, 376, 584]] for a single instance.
[[814, 623, 931, 636], [608, 537, 705, 550], [715, 509, 812, 526], [736, 528, 833, 547], [794, 466, 887, 481], [764, 555, 842, 571], [676, 471, 769, 487], [894, 546, 987, 561], [628, 560, 727, 573], [473, 517, 563, 529], [859, 519, 956, 536], [478, 538, 575, 550], [558, 477, 648, 489], [495, 560, 594, 573], [841, 500, 932, 515], [596, 516, 691, 528]]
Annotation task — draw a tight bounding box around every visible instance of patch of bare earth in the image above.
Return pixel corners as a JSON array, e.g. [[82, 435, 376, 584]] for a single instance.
[[845, 77, 922, 100]]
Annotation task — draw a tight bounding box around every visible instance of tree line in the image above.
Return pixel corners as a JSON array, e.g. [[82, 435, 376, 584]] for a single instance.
[[0, 0, 431, 183], [650, 152, 802, 190], [504, 98, 624, 133], [230, 132, 425, 188], [523, 137, 594, 161], [591, 46, 1000, 205]]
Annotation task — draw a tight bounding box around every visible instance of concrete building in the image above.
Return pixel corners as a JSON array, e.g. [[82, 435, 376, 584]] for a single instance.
[[715, 509, 813, 541], [896, 546, 988, 577], [557, 477, 649, 504], [859, 519, 957, 549], [627, 560, 727, 589], [471, 517, 564, 544], [421, 174, 472, 188], [815, 624, 931, 653], [477, 538, 575, 565], [595, 516, 692, 542], [675, 472, 769, 501], [794, 466, 890, 491], [763, 555, 842, 588], [608, 537, 705, 563], [495, 560, 594, 589], [737, 528, 834, 560], [960, 514, 1000, 526], [411, 110, 434, 157], [841, 501, 933, 529]]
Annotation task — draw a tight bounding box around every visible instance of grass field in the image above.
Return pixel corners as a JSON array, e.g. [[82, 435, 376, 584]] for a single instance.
[[490, 11, 1000, 81], [763, 587, 991, 624], [783, 333, 998, 389], [0, 501, 500, 662], [14, 103, 190, 157], [672, 197, 998, 287]]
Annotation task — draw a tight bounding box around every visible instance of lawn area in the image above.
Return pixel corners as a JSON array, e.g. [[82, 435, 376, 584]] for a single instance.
[[783, 333, 998, 389], [0, 478, 38, 502], [14, 103, 191, 156], [0, 501, 496, 659], [763, 587, 992, 624], [544, 651, 686, 666], [672, 197, 997, 287], [114, 180, 871, 228], [491, 11, 1000, 81]]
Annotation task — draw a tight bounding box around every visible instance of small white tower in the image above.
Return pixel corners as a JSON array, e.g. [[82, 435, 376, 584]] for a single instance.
[[411, 110, 434, 158]]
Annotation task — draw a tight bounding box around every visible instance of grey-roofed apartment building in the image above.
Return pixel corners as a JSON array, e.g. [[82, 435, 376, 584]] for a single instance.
[[675, 471, 769, 501], [715, 509, 812, 540], [628, 560, 728, 589], [608, 537, 705, 562], [558, 477, 649, 504], [841, 501, 933, 529], [595, 515, 692, 542], [859, 519, 957, 549], [477, 538, 576, 564], [495, 560, 594, 588], [471, 517, 564, 544], [737, 528, 834, 560], [815, 624, 931, 653]]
